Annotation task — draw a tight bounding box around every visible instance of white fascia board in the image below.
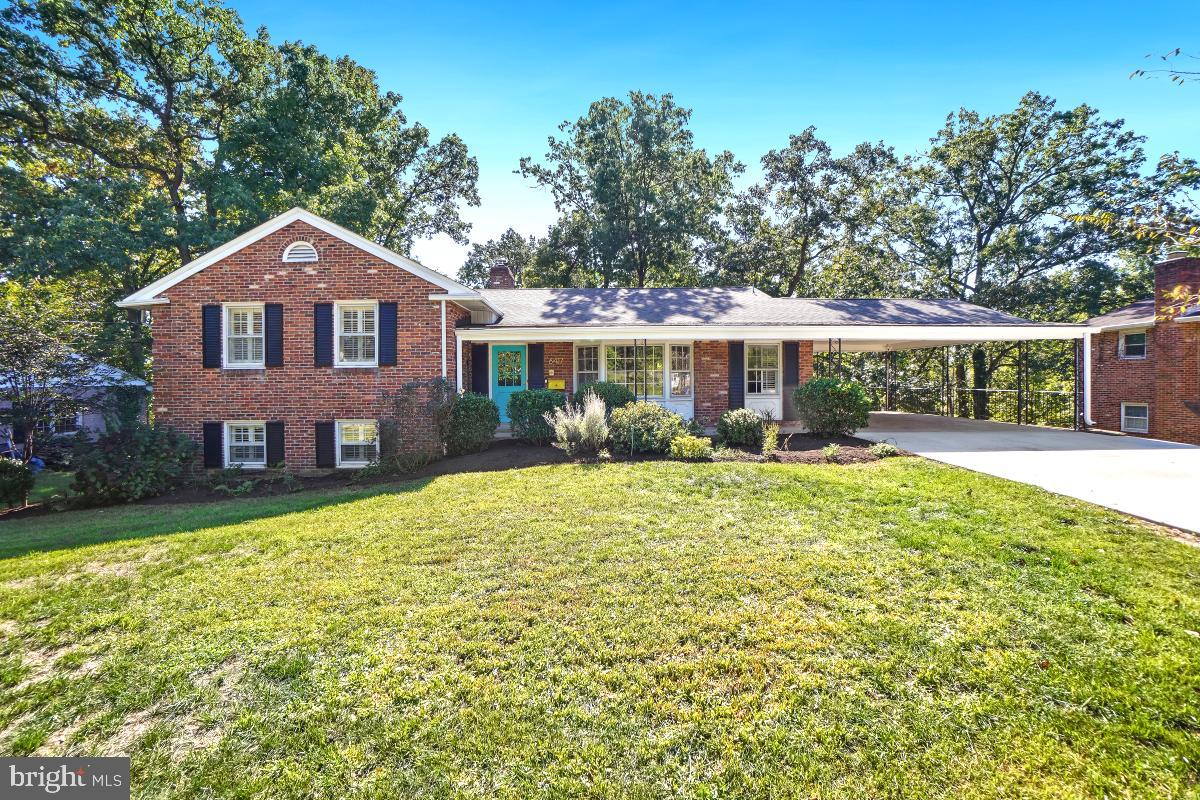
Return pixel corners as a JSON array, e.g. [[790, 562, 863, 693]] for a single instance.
[[118, 208, 493, 313], [456, 324, 1090, 343], [1088, 318, 1156, 333]]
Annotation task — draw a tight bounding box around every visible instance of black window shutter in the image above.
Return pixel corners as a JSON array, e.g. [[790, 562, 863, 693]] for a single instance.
[[378, 302, 397, 366], [315, 421, 336, 468], [783, 341, 799, 386], [471, 344, 489, 394], [202, 305, 222, 368], [527, 343, 545, 389], [265, 304, 284, 367], [202, 422, 223, 468], [266, 421, 285, 466], [314, 303, 333, 367], [728, 341, 745, 410]]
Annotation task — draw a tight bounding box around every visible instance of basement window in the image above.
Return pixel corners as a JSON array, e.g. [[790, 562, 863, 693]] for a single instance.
[[1119, 330, 1147, 359], [336, 420, 378, 467], [1121, 403, 1149, 434], [225, 421, 266, 468]]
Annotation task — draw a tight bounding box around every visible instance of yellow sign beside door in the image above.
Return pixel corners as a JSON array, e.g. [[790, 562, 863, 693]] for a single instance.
[[547, 378, 566, 390]]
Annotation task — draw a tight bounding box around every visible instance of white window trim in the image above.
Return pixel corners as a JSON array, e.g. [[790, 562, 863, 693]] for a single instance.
[[573, 341, 695, 402], [335, 419, 379, 468], [282, 240, 319, 263], [335, 300, 379, 368], [745, 342, 782, 397], [669, 343, 694, 399], [224, 420, 267, 469], [1120, 402, 1149, 434], [222, 303, 266, 369], [1119, 329, 1148, 360]]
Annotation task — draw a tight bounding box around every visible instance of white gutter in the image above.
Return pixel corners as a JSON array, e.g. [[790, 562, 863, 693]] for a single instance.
[[1083, 332, 1096, 426], [455, 323, 1089, 343]]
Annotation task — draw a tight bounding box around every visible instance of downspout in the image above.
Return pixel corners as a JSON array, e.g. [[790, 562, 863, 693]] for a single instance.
[[440, 300, 447, 379], [1082, 331, 1096, 426]]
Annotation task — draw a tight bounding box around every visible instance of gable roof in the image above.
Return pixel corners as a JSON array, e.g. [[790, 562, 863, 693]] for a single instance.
[[475, 287, 1060, 328], [117, 208, 488, 310], [1085, 298, 1156, 331]]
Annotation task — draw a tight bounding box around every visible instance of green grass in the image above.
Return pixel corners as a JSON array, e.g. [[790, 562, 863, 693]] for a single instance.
[[27, 470, 74, 505], [1, 459, 1198, 798]]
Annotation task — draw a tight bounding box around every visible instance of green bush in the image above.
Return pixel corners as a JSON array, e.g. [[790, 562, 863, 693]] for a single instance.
[[717, 408, 765, 447], [609, 401, 686, 454], [507, 389, 567, 444], [868, 441, 900, 459], [72, 421, 196, 506], [573, 381, 635, 413], [821, 443, 842, 463], [761, 420, 781, 456], [546, 392, 609, 458], [0, 458, 35, 507], [669, 434, 714, 461], [447, 393, 500, 455], [793, 377, 871, 436]]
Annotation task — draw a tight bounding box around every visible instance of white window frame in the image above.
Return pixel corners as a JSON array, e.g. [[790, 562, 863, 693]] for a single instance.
[[574, 344, 600, 391], [335, 301, 379, 368], [572, 341, 694, 401], [1119, 329, 1148, 360], [669, 344, 693, 398], [224, 420, 267, 469], [1120, 402, 1149, 434], [282, 240, 319, 263], [223, 303, 266, 369], [335, 419, 379, 468], [746, 343, 781, 396]]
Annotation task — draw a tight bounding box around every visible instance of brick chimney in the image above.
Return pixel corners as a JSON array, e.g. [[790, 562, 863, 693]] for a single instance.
[[486, 258, 516, 289], [1154, 250, 1200, 320]]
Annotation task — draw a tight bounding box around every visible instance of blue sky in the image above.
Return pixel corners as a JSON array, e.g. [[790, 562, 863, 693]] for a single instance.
[[233, 0, 1200, 275]]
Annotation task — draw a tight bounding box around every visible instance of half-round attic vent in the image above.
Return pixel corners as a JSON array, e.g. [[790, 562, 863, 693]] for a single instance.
[[282, 241, 318, 263]]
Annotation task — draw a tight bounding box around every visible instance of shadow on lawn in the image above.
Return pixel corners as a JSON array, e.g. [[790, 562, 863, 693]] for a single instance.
[[0, 478, 436, 561]]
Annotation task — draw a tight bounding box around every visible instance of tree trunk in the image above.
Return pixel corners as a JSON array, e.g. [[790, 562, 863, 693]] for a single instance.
[[971, 345, 990, 420]]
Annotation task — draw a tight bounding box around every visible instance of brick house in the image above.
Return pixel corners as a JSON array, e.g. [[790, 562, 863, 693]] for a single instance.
[[120, 208, 1085, 471], [1084, 252, 1200, 444]]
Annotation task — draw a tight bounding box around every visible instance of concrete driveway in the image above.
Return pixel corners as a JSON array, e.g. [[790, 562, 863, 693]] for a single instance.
[[857, 412, 1200, 533]]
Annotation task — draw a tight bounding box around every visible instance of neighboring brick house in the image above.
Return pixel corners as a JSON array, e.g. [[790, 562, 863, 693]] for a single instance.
[[1084, 252, 1200, 445], [120, 208, 1085, 471]]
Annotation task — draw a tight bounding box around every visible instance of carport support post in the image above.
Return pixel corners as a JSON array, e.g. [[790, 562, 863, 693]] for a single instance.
[[1016, 341, 1025, 426], [884, 350, 895, 411]]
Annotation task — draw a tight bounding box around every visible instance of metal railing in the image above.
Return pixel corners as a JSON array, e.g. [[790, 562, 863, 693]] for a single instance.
[[864, 386, 1077, 429]]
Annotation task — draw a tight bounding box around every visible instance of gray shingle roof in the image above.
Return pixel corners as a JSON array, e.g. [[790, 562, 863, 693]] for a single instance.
[[1085, 298, 1155, 329], [474, 287, 1058, 328]]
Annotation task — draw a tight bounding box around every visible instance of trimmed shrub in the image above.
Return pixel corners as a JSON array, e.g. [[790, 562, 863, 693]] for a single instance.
[[609, 401, 686, 454], [573, 381, 635, 413], [545, 392, 609, 458], [717, 408, 765, 448], [868, 441, 900, 459], [0, 458, 35, 507], [507, 389, 567, 444], [670, 434, 714, 461], [447, 393, 500, 455], [72, 421, 196, 505], [793, 377, 871, 436]]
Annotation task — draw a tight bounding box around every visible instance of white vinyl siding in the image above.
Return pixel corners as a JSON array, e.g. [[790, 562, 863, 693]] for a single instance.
[[1121, 403, 1149, 434], [225, 421, 266, 468], [336, 420, 378, 467], [336, 302, 378, 367], [224, 304, 264, 368]]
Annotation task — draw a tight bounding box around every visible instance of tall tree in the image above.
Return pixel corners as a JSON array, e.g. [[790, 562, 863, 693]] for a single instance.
[[519, 92, 741, 287], [456, 228, 542, 287], [881, 93, 1154, 415], [720, 128, 895, 296], [0, 0, 479, 373]]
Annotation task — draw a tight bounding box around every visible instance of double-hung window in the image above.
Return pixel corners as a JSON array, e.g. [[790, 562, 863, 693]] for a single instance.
[[337, 302, 378, 366], [225, 304, 264, 368], [670, 345, 692, 397], [1121, 403, 1149, 434], [1119, 330, 1147, 359], [576, 346, 600, 389], [336, 420, 378, 467], [746, 344, 780, 395], [605, 344, 664, 398], [226, 421, 266, 468]]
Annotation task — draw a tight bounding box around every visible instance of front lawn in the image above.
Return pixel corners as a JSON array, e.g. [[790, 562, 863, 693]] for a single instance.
[[1, 459, 1198, 798]]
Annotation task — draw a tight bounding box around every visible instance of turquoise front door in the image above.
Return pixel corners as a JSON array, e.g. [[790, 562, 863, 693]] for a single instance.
[[492, 345, 527, 423]]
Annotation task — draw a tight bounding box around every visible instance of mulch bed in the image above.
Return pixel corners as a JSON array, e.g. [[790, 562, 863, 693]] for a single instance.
[[772, 434, 893, 465]]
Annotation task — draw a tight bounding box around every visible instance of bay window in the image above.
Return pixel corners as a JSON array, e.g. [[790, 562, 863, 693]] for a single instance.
[[606, 344, 664, 397], [747, 344, 780, 395]]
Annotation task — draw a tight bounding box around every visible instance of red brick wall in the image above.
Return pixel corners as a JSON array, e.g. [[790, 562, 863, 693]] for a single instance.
[[798, 341, 814, 382], [543, 342, 574, 395], [152, 220, 469, 469], [694, 341, 730, 425], [1090, 256, 1200, 444]]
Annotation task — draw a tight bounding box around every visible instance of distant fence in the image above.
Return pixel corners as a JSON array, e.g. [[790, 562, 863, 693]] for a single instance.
[[862, 385, 1077, 429]]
